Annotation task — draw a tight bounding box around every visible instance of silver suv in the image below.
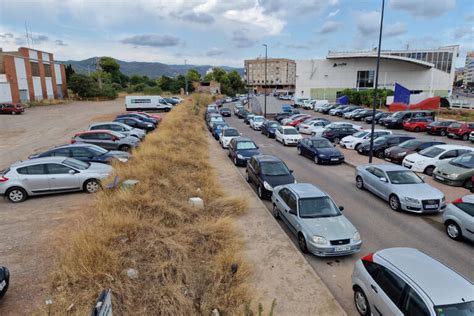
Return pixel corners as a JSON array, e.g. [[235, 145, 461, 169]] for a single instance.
[[271, 183, 362, 256], [352, 248, 473, 316], [89, 122, 145, 140], [0, 157, 113, 203]]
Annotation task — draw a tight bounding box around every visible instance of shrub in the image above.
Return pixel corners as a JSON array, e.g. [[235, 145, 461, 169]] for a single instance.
[[143, 86, 162, 95]]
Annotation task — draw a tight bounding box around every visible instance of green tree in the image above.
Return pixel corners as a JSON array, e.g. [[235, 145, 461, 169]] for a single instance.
[[157, 76, 174, 91], [99, 57, 120, 74], [130, 75, 145, 85], [65, 64, 75, 82], [186, 68, 201, 82], [204, 72, 214, 81], [68, 74, 96, 97], [228, 70, 245, 94]]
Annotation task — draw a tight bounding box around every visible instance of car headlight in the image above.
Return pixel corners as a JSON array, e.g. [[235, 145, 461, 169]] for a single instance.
[[263, 181, 273, 191], [147, 124, 153, 127], [352, 231, 361, 242], [397, 151, 406, 156], [319, 154, 326, 157], [117, 157, 128, 163], [447, 173, 459, 179], [405, 197, 420, 204], [312, 235, 329, 245], [237, 154, 244, 159]]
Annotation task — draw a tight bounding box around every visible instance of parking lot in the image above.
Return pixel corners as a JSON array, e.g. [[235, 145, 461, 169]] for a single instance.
[[218, 102, 473, 314]]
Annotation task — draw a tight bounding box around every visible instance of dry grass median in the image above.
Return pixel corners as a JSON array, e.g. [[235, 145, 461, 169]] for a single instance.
[[46, 94, 250, 315]]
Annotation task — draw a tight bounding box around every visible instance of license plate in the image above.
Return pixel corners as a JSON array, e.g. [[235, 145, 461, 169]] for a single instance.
[[435, 175, 444, 181], [403, 164, 411, 168], [385, 158, 391, 162], [425, 204, 439, 209], [331, 158, 339, 161], [335, 246, 351, 252]]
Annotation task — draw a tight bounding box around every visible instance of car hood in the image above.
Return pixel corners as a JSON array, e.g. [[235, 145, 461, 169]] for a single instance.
[[302, 215, 356, 240], [237, 149, 260, 157], [103, 150, 131, 159], [85, 162, 114, 174], [435, 161, 473, 175], [404, 153, 432, 163], [393, 183, 444, 200], [262, 174, 295, 187], [341, 135, 360, 143], [316, 147, 342, 156]]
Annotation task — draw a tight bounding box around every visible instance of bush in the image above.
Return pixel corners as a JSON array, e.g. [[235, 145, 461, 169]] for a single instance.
[[143, 86, 162, 95]]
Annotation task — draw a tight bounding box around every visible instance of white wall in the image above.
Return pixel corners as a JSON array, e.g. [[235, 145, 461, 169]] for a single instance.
[[45, 78, 54, 99], [33, 77, 43, 100], [14, 57, 29, 101], [0, 83, 12, 102], [54, 64, 62, 84]]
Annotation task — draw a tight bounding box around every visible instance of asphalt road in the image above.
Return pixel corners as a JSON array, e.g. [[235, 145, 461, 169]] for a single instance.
[[220, 107, 474, 315]]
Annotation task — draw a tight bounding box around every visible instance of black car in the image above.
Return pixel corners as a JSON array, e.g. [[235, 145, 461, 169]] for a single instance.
[[237, 108, 249, 119], [246, 155, 295, 199], [220, 107, 232, 117], [425, 120, 456, 136], [228, 137, 261, 166], [382, 111, 435, 129], [0, 266, 9, 299], [320, 104, 339, 114], [365, 112, 389, 124], [116, 113, 157, 126], [335, 106, 360, 117], [164, 98, 179, 105], [297, 137, 344, 164], [357, 134, 415, 158], [261, 120, 281, 138], [28, 144, 131, 163], [322, 126, 359, 143], [114, 117, 155, 132], [353, 109, 378, 121]]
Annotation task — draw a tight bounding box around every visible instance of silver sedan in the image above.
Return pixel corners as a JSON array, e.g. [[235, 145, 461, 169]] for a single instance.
[[355, 164, 446, 213]]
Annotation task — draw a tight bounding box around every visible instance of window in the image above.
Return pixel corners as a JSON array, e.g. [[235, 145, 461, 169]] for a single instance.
[[278, 188, 290, 204], [30, 62, 40, 76], [402, 288, 430, 316], [440, 150, 457, 159], [70, 147, 93, 158], [46, 163, 72, 174], [356, 71, 375, 88], [43, 64, 52, 77], [97, 133, 113, 140], [90, 125, 103, 130], [52, 148, 70, 157], [362, 261, 380, 279], [17, 164, 46, 175], [372, 168, 385, 179], [287, 193, 297, 211], [376, 267, 406, 306]]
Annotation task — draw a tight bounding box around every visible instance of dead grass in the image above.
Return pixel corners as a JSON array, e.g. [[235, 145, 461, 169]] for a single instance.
[[439, 108, 474, 122], [45, 94, 250, 315]]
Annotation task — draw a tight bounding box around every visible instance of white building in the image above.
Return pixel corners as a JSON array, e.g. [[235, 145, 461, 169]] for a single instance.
[[463, 51, 474, 86], [296, 46, 459, 101]]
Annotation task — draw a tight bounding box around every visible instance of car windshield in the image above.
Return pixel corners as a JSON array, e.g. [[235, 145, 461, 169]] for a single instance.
[[253, 116, 265, 122], [312, 139, 332, 148], [449, 154, 474, 169], [353, 131, 369, 138], [284, 128, 299, 135], [435, 301, 474, 316], [419, 147, 444, 158], [224, 129, 240, 136], [221, 108, 230, 112], [392, 112, 405, 118], [298, 197, 341, 218], [261, 161, 290, 176], [87, 146, 108, 155], [236, 141, 257, 150], [268, 121, 279, 128], [386, 171, 423, 184], [63, 158, 90, 170], [374, 136, 388, 144], [399, 140, 422, 149]]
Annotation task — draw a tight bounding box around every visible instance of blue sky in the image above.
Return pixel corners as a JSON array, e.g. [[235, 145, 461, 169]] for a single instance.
[[0, 0, 473, 67]]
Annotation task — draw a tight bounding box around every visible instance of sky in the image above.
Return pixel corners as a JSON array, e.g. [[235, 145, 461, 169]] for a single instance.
[[0, 0, 473, 67]]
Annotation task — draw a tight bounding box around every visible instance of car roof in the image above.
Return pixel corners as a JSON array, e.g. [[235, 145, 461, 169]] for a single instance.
[[364, 163, 411, 172], [430, 144, 473, 150], [309, 136, 330, 141], [286, 183, 327, 198], [76, 130, 111, 135], [90, 121, 123, 126], [52, 143, 99, 149], [281, 125, 297, 129], [254, 155, 282, 163], [234, 137, 254, 142], [376, 248, 473, 305], [12, 156, 66, 167]]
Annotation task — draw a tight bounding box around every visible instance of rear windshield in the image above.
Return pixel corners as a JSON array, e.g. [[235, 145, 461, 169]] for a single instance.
[[419, 147, 444, 158], [236, 141, 257, 150], [399, 140, 422, 149], [223, 129, 240, 136], [435, 301, 474, 316], [284, 128, 299, 135]]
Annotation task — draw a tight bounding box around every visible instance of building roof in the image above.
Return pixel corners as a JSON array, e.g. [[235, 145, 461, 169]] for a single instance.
[[326, 52, 435, 68]]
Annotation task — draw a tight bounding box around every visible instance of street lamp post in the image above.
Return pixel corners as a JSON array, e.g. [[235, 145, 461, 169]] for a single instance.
[[263, 44, 268, 117], [368, 0, 385, 163], [184, 59, 188, 95]]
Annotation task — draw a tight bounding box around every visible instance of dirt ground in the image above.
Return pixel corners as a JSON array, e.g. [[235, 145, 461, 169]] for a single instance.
[[0, 98, 125, 314]]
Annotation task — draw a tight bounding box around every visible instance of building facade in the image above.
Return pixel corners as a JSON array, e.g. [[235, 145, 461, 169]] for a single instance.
[[0, 47, 67, 103], [244, 58, 296, 94], [296, 46, 459, 101], [192, 80, 221, 94], [463, 51, 474, 86]]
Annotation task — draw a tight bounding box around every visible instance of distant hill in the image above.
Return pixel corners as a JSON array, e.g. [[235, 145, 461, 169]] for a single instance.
[[60, 57, 244, 78]]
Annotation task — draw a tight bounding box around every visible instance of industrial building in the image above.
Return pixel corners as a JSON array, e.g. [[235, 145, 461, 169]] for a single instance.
[[296, 46, 459, 102], [0, 47, 67, 103], [463, 51, 474, 87], [244, 58, 296, 94]]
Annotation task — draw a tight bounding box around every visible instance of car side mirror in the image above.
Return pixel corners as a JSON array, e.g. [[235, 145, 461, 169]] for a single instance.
[[379, 177, 388, 182], [339, 206, 344, 211], [68, 169, 77, 175], [289, 169, 294, 173], [289, 209, 297, 215]]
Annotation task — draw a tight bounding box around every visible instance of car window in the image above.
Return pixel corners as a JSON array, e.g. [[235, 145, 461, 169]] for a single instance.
[[456, 149, 472, 156], [372, 168, 385, 178], [52, 148, 70, 157], [362, 261, 380, 280], [376, 266, 406, 306], [90, 125, 102, 130], [46, 163, 72, 174], [278, 188, 290, 204], [98, 133, 113, 140], [440, 150, 457, 159], [17, 164, 46, 175], [455, 202, 474, 217], [287, 193, 297, 211], [402, 288, 430, 316], [79, 133, 95, 139], [70, 147, 93, 158]]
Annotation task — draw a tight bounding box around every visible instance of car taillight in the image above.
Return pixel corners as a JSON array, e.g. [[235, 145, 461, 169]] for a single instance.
[[0, 176, 9, 182], [361, 253, 374, 262], [452, 197, 463, 204], [71, 138, 76, 144]]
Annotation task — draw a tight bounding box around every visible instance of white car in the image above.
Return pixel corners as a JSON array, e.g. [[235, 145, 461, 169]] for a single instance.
[[275, 126, 302, 146], [298, 120, 330, 135], [225, 97, 232, 103], [343, 109, 364, 119], [171, 96, 183, 103], [281, 114, 308, 125], [340, 130, 392, 150], [302, 99, 315, 110], [402, 144, 473, 175], [250, 116, 266, 130], [219, 127, 241, 148], [311, 122, 362, 137]]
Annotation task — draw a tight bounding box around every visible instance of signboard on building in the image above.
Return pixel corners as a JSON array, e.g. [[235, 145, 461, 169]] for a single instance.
[[393, 83, 410, 104]]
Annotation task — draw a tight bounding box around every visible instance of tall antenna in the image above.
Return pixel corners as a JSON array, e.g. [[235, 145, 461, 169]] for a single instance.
[[24, 21, 31, 48]]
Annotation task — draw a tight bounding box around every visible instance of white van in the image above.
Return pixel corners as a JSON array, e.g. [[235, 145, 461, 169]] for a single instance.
[[125, 96, 173, 112]]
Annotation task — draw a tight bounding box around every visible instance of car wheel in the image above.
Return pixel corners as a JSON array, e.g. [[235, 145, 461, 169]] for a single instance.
[[272, 204, 280, 219], [6, 187, 27, 203], [84, 179, 101, 193], [356, 176, 364, 189], [415, 127, 420, 132], [440, 130, 447, 136], [257, 185, 264, 199], [376, 151, 384, 159], [314, 155, 319, 164], [354, 287, 371, 316], [283, 139, 287, 146], [389, 194, 401, 211], [463, 178, 473, 190], [354, 143, 361, 151], [333, 137, 340, 144], [118, 145, 131, 152], [298, 233, 308, 253], [297, 147, 302, 155], [445, 221, 462, 241], [462, 133, 469, 141], [424, 166, 435, 176], [245, 170, 251, 183]]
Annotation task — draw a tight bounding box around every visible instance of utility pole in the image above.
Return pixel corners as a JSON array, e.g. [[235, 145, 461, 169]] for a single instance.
[[96, 57, 102, 89], [263, 44, 268, 117], [184, 59, 188, 95], [368, 0, 385, 163]]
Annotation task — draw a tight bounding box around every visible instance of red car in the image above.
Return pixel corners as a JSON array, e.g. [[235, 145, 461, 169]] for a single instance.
[[0, 103, 24, 115], [447, 122, 474, 140], [425, 120, 456, 136], [402, 117, 433, 132], [286, 114, 312, 127]]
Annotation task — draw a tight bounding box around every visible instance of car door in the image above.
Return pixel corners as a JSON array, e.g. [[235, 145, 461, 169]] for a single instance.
[[370, 266, 405, 316], [49, 147, 71, 158], [70, 147, 95, 162], [455, 201, 474, 240], [370, 167, 389, 198], [285, 192, 300, 234], [276, 127, 282, 141], [247, 157, 257, 184], [300, 139, 309, 157], [46, 163, 81, 191], [275, 188, 290, 220], [16, 164, 50, 193], [228, 139, 236, 159], [400, 287, 431, 316], [96, 132, 117, 150]]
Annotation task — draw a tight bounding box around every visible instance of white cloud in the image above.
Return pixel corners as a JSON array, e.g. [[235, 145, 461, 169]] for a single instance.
[[389, 0, 456, 17], [319, 21, 342, 34], [355, 11, 406, 38], [328, 9, 340, 18], [224, 4, 285, 35]]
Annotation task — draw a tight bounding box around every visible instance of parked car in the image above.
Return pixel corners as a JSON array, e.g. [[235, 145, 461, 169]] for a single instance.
[[0, 103, 24, 115], [116, 113, 158, 126], [447, 122, 474, 140], [433, 152, 474, 189], [355, 164, 446, 212], [281, 114, 309, 125], [219, 107, 232, 117], [286, 114, 313, 127], [382, 111, 434, 129], [351, 248, 473, 316], [402, 144, 473, 175], [0, 157, 113, 202], [114, 117, 155, 132], [322, 125, 359, 144], [211, 121, 229, 140], [249, 115, 266, 130], [335, 105, 359, 117], [171, 96, 183, 103], [271, 183, 362, 256], [130, 111, 161, 122], [233, 104, 244, 115], [244, 114, 255, 125], [328, 105, 348, 116], [261, 120, 280, 138], [425, 120, 456, 136], [442, 195, 474, 241], [365, 112, 390, 124], [352, 109, 378, 121], [207, 114, 224, 130], [0, 266, 9, 299], [219, 127, 240, 149], [245, 155, 295, 199], [343, 108, 365, 119], [357, 135, 415, 159], [293, 98, 309, 108], [237, 109, 250, 119], [275, 126, 302, 146], [28, 144, 131, 164], [163, 97, 179, 105], [297, 137, 344, 164], [340, 130, 392, 151], [402, 117, 434, 132], [311, 122, 358, 137], [228, 137, 261, 166], [71, 130, 139, 152], [298, 120, 330, 135], [89, 122, 145, 140], [384, 139, 445, 164], [320, 103, 339, 114], [470, 131, 474, 143]]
